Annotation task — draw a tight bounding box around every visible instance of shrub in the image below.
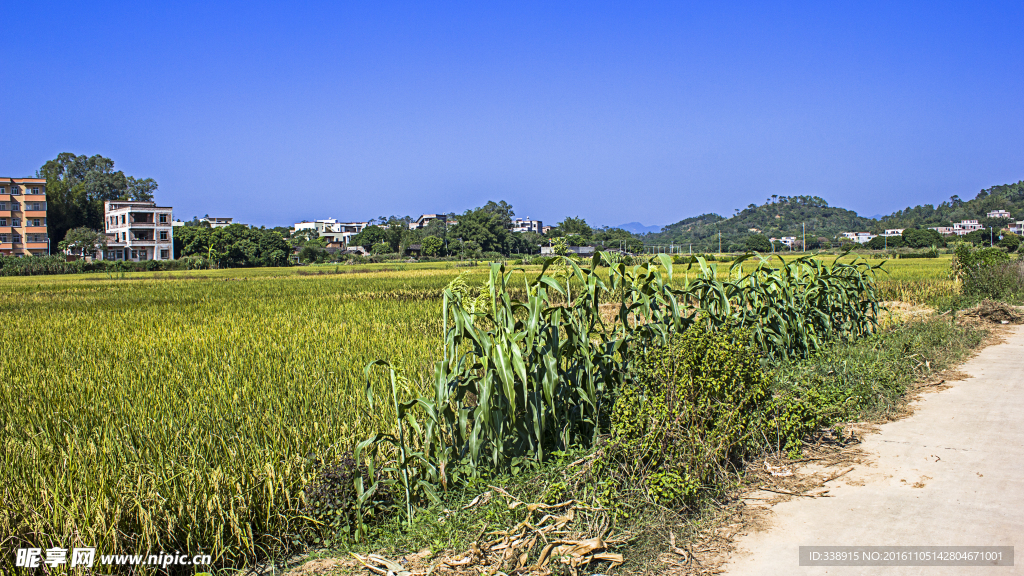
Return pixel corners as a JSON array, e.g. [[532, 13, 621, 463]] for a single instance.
[[298, 455, 392, 547], [602, 328, 769, 509], [953, 242, 1022, 301]]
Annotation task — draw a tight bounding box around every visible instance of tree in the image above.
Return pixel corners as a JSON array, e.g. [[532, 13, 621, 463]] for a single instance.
[[744, 234, 772, 252], [289, 228, 325, 249], [421, 235, 444, 256], [38, 153, 160, 245], [174, 224, 289, 267], [902, 228, 946, 248], [998, 232, 1020, 252], [564, 234, 587, 247], [552, 217, 593, 240], [449, 206, 512, 254], [866, 235, 906, 250], [57, 227, 106, 257], [350, 225, 388, 250], [481, 200, 515, 229]]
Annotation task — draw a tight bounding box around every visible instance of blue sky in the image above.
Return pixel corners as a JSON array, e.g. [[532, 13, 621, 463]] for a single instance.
[[2, 1, 1022, 229]]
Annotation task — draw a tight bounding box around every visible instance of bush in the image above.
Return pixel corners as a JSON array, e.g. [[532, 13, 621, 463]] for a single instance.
[[298, 455, 392, 547], [953, 242, 1022, 301], [600, 328, 769, 510]]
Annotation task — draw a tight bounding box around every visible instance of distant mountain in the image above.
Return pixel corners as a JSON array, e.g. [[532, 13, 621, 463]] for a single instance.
[[613, 222, 663, 234], [879, 181, 1023, 229], [645, 196, 873, 251], [641, 180, 1023, 251]]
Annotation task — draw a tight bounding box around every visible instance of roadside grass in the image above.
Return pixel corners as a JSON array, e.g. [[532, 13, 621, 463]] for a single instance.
[[290, 315, 986, 575], [0, 255, 970, 574]]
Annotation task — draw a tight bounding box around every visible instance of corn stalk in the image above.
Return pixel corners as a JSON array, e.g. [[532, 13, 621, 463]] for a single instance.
[[359, 251, 882, 526]]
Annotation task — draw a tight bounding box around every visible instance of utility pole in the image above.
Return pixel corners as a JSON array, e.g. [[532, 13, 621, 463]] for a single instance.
[[802, 223, 805, 253], [718, 231, 722, 254]]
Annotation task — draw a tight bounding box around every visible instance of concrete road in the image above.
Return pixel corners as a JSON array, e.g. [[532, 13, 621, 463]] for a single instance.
[[723, 325, 1024, 575]]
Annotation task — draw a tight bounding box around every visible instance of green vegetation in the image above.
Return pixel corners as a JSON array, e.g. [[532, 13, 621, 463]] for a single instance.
[[0, 267, 483, 570], [0, 254, 1003, 573], [952, 242, 1024, 304], [882, 181, 1023, 230], [38, 152, 159, 245], [648, 195, 874, 251], [343, 315, 985, 574], [357, 252, 882, 536], [174, 223, 291, 267]]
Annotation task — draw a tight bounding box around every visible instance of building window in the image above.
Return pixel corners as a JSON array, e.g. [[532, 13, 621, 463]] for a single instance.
[[12, 218, 20, 227], [121, 215, 126, 224], [0, 219, 5, 227], [31, 187, 40, 194], [160, 249, 169, 259], [159, 231, 168, 240], [0, 234, 7, 243], [116, 249, 123, 260], [10, 203, 20, 212], [159, 214, 167, 223], [0, 202, 6, 210]]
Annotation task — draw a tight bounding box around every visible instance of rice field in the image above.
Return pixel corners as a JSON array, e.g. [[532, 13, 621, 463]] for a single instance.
[[0, 257, 956, 569]]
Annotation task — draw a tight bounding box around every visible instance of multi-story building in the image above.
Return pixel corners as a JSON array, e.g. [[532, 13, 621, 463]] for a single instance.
[[200, 217, 234, 228], [512, 217, 543, 233], [409, 214, 441, 230], [987, 210, 1011, 219], [0, 177, 49, 256], [293, 219, 369, 247], [883, 228, 904, 237], [841, 232, 876, 244], [952, 220, 983, 236], [103, 200, 175, 261]]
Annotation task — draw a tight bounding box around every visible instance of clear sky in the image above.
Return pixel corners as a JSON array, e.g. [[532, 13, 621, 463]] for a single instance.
[[2, 1, 1022, 229]]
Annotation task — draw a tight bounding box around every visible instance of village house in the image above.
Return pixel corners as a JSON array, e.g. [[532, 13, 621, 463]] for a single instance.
[[103, 200, 175, 261]]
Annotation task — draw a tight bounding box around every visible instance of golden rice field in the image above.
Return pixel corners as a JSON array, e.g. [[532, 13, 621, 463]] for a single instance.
[[0, 257, 956, 568]]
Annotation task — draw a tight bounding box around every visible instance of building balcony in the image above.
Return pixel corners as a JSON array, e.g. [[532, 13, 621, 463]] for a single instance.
[[0, 211, 10, 217], [23, 195, 46, 202], [22, 226, 47, 234], [0, 243, 11, 250], [25, 243, 48, 249], [24, 211, 46, 218]]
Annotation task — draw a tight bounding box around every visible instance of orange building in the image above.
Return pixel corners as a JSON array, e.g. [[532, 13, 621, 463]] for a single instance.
[[0, 177, 49, 256]]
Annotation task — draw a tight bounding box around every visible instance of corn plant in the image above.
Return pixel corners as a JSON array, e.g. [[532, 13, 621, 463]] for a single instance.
[[360, 251, 883, 525]]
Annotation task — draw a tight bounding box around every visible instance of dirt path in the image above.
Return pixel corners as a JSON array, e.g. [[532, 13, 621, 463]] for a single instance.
[[722, 325, 1024, 575]]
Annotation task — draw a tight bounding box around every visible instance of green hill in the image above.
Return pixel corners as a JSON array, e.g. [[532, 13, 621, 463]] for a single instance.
[[644, 182, 1023, 251], [879, 181, 1024, 230], [646, 195, 874, 251]]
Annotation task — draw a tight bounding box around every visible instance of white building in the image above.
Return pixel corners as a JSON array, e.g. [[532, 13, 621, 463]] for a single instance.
[[201, 217, 234, 228], [952, 219, 983, 236], [771, 236, 798, 247], [841, 232, 876, 244], [293, 219, 368, 246], [987, 210, 1012, 219], [883, 229, 904, 237], [512, 217, 543, 233], [103, 200, 175, 261], [1008, 221, 1024, 234], [540, 245, 595, 255]]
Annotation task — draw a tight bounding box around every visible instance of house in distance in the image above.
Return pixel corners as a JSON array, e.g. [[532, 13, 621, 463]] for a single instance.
[[104, 200, 175, 261]]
